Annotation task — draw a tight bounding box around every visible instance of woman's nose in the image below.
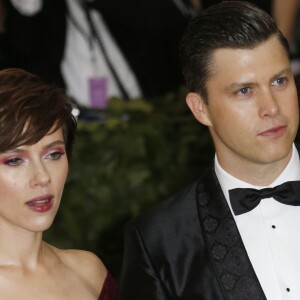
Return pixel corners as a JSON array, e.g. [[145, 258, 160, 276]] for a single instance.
[[29, 162, 51, 187]]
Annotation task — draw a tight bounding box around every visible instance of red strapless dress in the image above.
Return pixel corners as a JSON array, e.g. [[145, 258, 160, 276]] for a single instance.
[[98, 272, 117, 300]]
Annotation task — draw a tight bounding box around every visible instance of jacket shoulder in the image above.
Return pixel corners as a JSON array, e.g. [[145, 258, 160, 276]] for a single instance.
[[132, 181, 198, 231]]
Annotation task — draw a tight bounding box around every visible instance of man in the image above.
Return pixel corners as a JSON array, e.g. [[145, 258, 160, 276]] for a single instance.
[[119, 1, 300, 299]]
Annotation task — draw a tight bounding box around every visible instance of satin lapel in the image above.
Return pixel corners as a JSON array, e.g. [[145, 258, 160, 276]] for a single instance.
[[195, 164, 266, 300]]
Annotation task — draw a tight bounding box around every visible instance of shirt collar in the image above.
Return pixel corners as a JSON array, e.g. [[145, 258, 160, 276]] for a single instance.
[[215, 144, 300, 211]]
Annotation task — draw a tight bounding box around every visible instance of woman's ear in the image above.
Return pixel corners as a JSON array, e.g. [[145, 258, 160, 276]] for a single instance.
[[186, 92, 212, 126]]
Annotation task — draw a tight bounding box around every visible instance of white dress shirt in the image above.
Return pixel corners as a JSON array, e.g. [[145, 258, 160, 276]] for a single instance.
[[215, 144, 300, 299]]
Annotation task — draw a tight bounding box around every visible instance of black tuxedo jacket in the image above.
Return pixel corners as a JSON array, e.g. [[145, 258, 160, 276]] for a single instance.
[[119, 164, 267, 299]]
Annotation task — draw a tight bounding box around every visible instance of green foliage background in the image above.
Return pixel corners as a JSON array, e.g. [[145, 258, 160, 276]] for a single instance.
[[44, 89, 214, 279]]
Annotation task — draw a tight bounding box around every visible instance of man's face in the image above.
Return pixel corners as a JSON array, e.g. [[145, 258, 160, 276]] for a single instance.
[[187, 35, 299, 180]]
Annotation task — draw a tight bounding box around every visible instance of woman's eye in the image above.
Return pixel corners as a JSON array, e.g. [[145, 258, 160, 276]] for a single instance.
[[5, 157, 23, 166], [46, 151, 64, 160]]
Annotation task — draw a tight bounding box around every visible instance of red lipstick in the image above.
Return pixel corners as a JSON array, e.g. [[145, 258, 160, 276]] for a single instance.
[[26, 195, 53, 213]]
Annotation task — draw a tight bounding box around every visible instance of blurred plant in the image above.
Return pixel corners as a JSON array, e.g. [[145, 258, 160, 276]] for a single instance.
[[44, 88, 214, 278]]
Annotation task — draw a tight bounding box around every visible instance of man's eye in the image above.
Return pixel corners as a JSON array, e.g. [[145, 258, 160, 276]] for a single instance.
[[238, 87, 250, 96], [274, 77, 287, 86], [5, 157, 23, 166]]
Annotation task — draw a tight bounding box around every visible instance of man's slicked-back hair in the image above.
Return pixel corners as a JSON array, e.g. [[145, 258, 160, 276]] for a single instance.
[[179, 1, 289, 103], [0, 68, 77, 160]]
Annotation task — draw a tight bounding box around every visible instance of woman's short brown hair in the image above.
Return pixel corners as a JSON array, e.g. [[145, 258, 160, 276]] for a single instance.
[[0, 68, 77, 159]]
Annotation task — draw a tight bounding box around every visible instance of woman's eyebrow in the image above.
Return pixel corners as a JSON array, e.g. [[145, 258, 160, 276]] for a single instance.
[[3, 140, 65, 154], [44, 140, 65, 149]]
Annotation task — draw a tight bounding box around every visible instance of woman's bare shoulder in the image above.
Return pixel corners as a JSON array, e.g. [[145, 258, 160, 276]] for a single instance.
[[49, 245, 107, 294]]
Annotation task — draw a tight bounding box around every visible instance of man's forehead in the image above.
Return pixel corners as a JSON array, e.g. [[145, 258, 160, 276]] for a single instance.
[[211, 35, 288, 59], [210, 37, 289, 71]]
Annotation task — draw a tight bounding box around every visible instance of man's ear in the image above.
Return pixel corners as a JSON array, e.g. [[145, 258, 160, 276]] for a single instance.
[[186, 92, 212, 126]]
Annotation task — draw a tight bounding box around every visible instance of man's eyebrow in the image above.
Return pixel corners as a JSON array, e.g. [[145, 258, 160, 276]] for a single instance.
[[224, 81, 256, 92], [270, 68, 292, 82], [224, 68, 293, 92]]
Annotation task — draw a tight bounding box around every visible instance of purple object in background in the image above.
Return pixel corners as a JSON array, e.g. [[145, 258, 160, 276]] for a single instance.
[[89, 77, 108, 108]]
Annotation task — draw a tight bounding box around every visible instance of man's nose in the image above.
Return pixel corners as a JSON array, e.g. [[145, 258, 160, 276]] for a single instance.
[[258, 88, 280, 118]]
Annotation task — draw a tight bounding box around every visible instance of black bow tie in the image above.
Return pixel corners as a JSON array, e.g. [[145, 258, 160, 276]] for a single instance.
[[229, 181, 300, 216]]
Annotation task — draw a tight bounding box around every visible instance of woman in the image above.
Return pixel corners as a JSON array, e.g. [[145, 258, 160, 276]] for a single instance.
[[0, 68, 117, 299]]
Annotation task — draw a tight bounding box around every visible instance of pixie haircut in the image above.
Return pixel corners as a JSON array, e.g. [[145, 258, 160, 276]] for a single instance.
[[0, 68, 77, 159], [179, 1, 289, 103]]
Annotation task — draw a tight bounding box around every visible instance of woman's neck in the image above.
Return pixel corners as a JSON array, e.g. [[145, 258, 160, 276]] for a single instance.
[[0, 223, 45, 269]]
